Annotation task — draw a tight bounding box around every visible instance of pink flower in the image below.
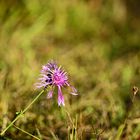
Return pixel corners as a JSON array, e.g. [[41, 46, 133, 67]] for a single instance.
[[35, 60, 77, 106]]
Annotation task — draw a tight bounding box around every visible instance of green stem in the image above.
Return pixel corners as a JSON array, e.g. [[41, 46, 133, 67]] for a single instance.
[[13, 125, 40, 140], [0, 90, 44, 136]]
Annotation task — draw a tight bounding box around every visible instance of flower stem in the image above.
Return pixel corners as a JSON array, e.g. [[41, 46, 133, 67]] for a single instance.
[[13, 125, 41, 140], [0, 90, 44, 136]]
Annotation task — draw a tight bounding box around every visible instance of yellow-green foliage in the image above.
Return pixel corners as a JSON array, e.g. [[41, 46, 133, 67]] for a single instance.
[[0, 0, 140, 139]]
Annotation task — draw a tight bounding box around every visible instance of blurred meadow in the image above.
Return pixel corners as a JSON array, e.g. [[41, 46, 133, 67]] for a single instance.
[[0, 0, 140, 139]]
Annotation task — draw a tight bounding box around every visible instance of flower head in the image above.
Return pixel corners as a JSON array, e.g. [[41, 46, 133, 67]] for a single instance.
[[35, 60, 77, 106]]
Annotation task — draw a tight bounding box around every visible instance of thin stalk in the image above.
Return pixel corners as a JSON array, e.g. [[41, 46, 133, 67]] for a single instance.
[[0, 90, 44, 136], [49, 129, 58, 140], [13, 125, 40, 140]]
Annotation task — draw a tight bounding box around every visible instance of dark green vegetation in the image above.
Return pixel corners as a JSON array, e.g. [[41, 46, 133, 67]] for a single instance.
[[0, 0, 140, 139]]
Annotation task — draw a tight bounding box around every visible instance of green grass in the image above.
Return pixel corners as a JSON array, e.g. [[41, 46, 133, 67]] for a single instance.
[[0, 0, 140, 139]]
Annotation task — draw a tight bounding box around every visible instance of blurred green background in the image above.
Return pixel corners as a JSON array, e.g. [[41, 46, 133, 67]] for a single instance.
[[0, 0, 140, 139]]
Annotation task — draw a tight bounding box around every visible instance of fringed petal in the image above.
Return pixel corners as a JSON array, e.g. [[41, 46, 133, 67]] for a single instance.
[[58, 86, 65, 106], [47, 90, 53, 99], [70, 86, 78, 95]]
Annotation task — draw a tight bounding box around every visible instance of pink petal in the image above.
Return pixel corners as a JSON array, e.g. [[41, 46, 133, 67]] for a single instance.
[[47, 90, 53, 99], [70, 86, 78, 95], [58, 86, 65, 106]]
